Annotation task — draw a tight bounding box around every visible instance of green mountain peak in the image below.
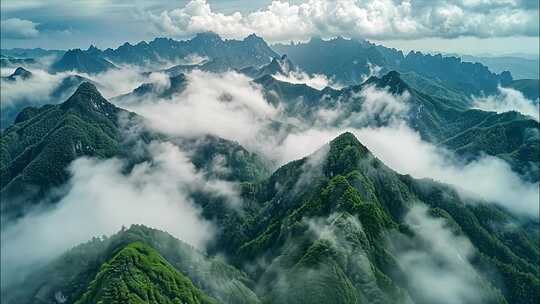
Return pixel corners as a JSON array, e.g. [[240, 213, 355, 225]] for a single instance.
[[329, 132, 366, 150], [324, 132, 371, 177], [365, 70, 410, 94], [60, 82, 117, 115], [75, 241, 217, 304]]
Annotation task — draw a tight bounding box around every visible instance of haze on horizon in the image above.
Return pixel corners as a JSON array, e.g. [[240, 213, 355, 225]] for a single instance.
[[1, 0, 539, 57]]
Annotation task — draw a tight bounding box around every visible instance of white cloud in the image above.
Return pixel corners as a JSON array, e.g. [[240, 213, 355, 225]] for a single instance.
[[0, 65, 162, 127], [269, 122, 539, 217], [353, 123, 539, 217], [80, 65, 156, 98], [311, 83, 410, 128], [390, 205, 494, 304], [360, 62, 383, 83], [0, 66, 151, 109], [473, 86, 540, 121], [0, 68, 64, 108], [273, 70, 340, 90], [145, 0, 539, 42], [146, 71, 172, 93], [353, 84, 410, 125], [1, 18, 39, 39], [0, 141, 225, 287], [125, 70, 279, 145], [259, 55, 342, 90], [122, 72, 537, 217]]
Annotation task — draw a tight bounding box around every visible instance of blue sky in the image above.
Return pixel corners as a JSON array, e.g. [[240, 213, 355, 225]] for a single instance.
[[1, 0, 539, 56]]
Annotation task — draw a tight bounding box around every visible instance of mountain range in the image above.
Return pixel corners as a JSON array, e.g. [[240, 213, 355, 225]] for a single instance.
[[2, 79, 538, 304], [252, 71, 540, 182], [48, 32, 278, 75], [459, 54, 540, 80], [1, 32, 539, 304], [5, 34, 538, 105], [12, 33, 534, 101], [273, 37, 517, 96]]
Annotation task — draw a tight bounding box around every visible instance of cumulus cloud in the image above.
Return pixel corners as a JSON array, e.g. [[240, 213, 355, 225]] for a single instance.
[[145, 0, 539, 42], [0, 18, 39, 39], [473, 86, 540, 121], [0, 140, 234, 288], [389, 205, 494, 304]]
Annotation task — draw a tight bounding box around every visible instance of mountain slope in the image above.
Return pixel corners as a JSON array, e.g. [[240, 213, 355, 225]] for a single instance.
[[365, 73, 539, 181], [253, 72, 540, 181], [0, 82, 132, 218], [75, 242, 217, 304], [507, 79, 540, 101], [273, 37, 392, 85], [1, 67, 32, 81], [1, 48, 65, 59], [178, 135, 271, 182], [2, 131, 537, 304], [101, 32, 277, 68], [1, 71, 94, 128], [114, 74, 188, 103], [240, 55, 295, 79], [273, 37, 513, 96], [1, 82, 272, 220], [222, 132, 538, 304], [50, 48, 117, 74], [3, 225, 260, 304], [399, 51, 512, 95], [460, 54, 539, 80]]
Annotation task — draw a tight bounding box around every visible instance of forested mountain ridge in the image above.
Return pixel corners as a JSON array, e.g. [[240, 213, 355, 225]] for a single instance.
[[3, 225, 259, 304], [0, 82, 271, 220], [253, 71, 540, 182], [4, 132, 538, 304], [1, 31, 538, 304], [0, 82, 131, 219]]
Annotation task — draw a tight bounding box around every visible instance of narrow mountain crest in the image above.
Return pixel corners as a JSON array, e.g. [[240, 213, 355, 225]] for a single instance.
[[324, 132, 371, 177], [60, 82, 117, 115]]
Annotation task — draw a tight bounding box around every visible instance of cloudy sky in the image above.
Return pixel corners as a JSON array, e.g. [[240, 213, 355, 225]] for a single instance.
[[1, 0, 539, 55]]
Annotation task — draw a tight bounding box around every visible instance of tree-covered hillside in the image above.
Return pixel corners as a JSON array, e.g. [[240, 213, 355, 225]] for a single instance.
[[4, 132, 537, 304], [1, 33, 538, 304], [0, 82, 130, 218], [253, 71, 540, 182]]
